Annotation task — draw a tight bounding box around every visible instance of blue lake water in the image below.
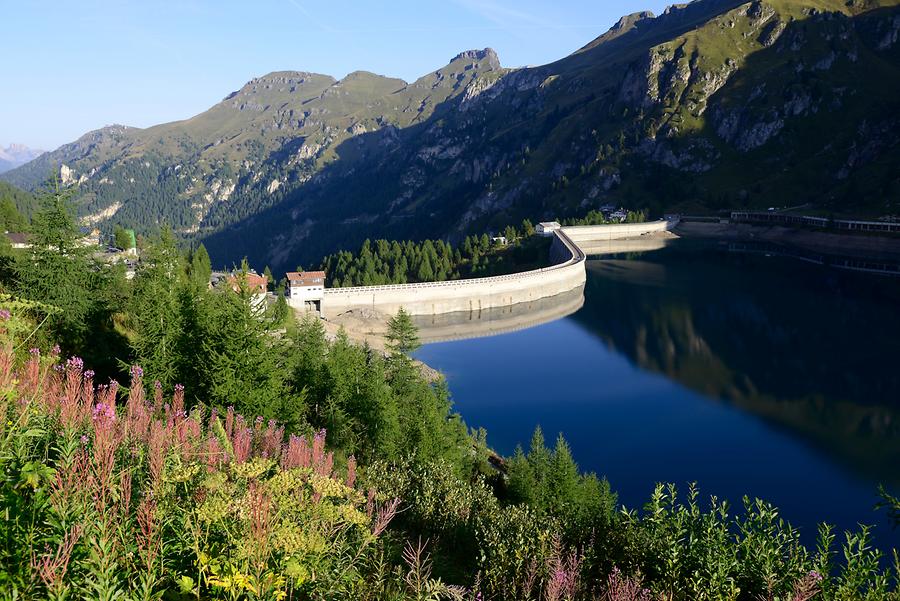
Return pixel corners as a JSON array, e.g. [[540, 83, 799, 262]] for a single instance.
[[414, 241, 900, 551]]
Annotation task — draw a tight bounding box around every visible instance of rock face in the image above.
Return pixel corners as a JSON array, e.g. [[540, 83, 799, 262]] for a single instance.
[[2, 0, 899, 271]]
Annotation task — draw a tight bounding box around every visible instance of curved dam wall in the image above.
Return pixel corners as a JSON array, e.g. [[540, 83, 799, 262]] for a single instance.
[[321, 228, 585, 317], [318, 219, 677, 317]]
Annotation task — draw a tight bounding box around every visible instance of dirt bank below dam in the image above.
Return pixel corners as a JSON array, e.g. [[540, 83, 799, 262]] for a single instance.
[[676, 222, 900, 261], [320, 309, 443, 381]]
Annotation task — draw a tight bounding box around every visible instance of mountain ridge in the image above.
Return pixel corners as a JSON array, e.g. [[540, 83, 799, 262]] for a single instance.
[[3, 0, 899, 270]]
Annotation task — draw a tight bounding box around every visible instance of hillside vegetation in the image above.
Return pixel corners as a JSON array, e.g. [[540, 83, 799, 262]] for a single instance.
[[3, 0, 899, 271], [1, 186, 900, 599]]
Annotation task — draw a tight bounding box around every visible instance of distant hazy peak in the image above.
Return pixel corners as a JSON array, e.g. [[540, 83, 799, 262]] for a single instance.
[[0, 143, 45, 174]]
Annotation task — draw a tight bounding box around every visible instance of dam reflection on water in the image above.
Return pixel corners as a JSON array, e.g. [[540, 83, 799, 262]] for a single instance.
[[413, 238, 900, 550]]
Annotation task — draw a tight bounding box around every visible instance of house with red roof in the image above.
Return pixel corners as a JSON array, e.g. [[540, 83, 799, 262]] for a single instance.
[[286, 271, 325, 311]]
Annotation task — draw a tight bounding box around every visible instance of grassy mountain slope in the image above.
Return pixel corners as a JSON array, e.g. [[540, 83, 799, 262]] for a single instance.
[[4, 0, 899, 270]]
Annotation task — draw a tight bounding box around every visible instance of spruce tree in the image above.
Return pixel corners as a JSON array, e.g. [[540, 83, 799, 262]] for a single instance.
[[190, 243, 212, 288], [15, 179, 96, 349], [385, 308, 420, 355]]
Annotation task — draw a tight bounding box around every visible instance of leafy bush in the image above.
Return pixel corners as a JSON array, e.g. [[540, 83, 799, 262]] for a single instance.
[[0, 326, 462, 599]]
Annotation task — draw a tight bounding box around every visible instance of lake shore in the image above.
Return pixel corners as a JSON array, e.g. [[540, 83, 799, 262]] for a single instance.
[[676, 221, 900, 261], [319, 309, 443, 381]]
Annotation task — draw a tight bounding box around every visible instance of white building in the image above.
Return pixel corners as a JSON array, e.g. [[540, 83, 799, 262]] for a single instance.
[[5, 232, 29, 249], [287, 271, 326, 311], [610, 209, 628, 222], [536, 221, 561, 236]]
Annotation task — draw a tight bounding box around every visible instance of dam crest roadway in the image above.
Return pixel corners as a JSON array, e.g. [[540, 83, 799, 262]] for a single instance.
[[291, 219, 679, 343]]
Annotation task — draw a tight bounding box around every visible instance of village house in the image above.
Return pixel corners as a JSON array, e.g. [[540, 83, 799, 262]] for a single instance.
[[286, 270, 326, 312], [225, 271, 269, 309], [5, 232, 30, 249]]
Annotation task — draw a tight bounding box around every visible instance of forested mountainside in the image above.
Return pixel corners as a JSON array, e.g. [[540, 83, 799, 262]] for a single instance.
[[4, 0, 899, 270]]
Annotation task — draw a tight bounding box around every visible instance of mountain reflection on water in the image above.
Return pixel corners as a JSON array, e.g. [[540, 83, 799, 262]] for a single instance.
[[414, 238, 900, 549], [577, 242, 900, 487]]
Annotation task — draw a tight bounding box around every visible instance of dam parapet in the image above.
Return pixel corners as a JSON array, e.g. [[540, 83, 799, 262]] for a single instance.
[[291, 219, 678, 318]]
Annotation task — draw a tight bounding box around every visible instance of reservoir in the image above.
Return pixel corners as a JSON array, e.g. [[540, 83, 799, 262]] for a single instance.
[[414, 239, 900, 550]]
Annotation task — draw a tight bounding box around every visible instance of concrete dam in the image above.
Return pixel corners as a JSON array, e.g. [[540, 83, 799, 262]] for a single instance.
[[308, 219, 677, 319]]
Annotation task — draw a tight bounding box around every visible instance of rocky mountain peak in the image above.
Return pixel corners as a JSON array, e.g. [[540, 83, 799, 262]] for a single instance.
[[451, 48, 501, 69]]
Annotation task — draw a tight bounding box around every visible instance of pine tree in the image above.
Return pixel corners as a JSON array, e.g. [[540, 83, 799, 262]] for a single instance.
[[548, 434, 580, 515], [130, 229, 188, 390], [15, 179, 96, 348], [190, 243, 212, 288], [385, 308, 420, 355]]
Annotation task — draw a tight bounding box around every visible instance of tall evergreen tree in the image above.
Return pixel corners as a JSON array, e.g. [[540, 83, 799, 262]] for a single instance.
[[190, 242, 212, 288], [385, 308, 420, 355], [15, 180, 97, 349], [130, 229, 188, 390]]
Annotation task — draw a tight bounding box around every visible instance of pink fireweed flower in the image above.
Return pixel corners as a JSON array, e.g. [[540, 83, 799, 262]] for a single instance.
[[172, 384, 185, 418], [225, 406, 235, 440], [148, 420, 168, 488], [137, 496, 160, 569], [0, 309, 10, 320], [91, 402, 121, 511], [0, 345, 14, 390], [346, 455, 357, 488], [49, 450, 89, 512], [29, 348, 40, 356], [60, 357, 85, 428], [545, 536, 582, 601], [260, 419, 284, 460], [790, 571, 824, 601], [51, 344, 60, 356], [92, 402, 115, 423], [152, 381, 163, 413], [311, 429, 333, 476], [247, 481, 273, 566], [120, 470, 132, 518], [205, 435, 223, 471], [281, 433, 311, 470], [232, 427, 252, 464], [372, 497, 400, 537], [603, 567, 651, 601], [33, 525, 82, 593], [366, 488, 376, 519]]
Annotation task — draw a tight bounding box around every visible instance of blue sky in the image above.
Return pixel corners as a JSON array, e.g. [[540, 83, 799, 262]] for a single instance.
[[2, 0, 672, 150]]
